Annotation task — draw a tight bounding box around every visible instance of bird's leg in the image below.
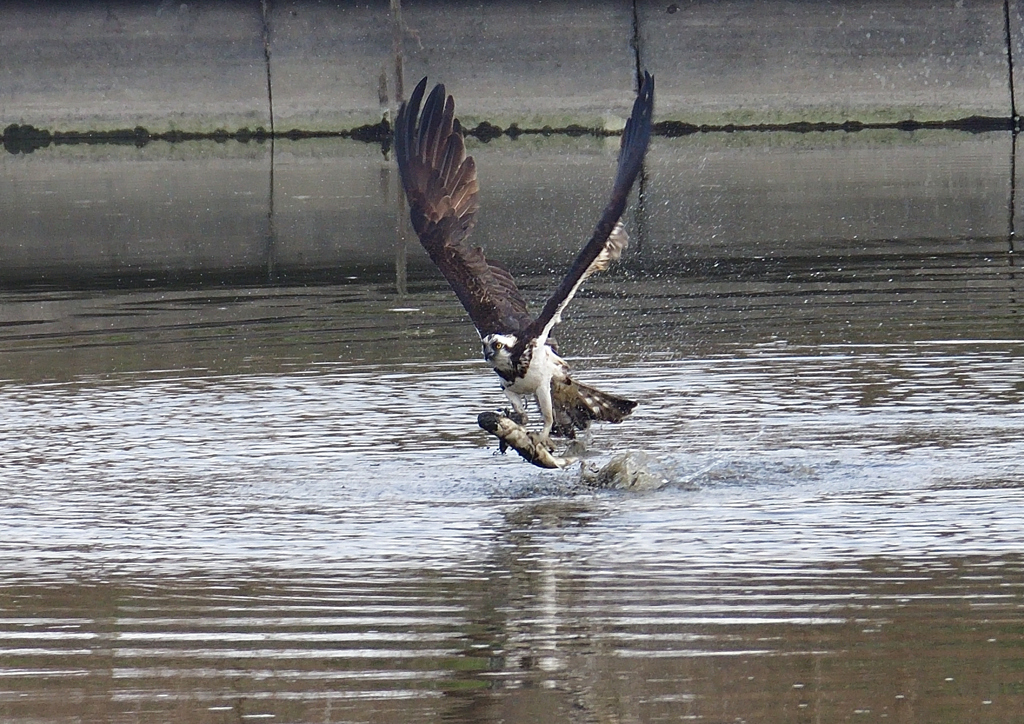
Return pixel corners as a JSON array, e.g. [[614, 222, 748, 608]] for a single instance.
[[503, 389, 528, 426], [535, 382, 556, 449]]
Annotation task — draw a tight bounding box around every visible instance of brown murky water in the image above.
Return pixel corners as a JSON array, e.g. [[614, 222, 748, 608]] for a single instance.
[[1, 131, 1023, 722]]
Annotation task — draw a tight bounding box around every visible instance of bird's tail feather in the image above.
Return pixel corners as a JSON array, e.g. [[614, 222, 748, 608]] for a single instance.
[[551, 378, 637, 437]]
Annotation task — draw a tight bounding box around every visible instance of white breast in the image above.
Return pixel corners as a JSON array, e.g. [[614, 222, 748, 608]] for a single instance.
[[506, 343, 567, 394]]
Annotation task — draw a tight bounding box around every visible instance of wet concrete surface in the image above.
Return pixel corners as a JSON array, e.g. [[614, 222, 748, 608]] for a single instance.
[[1, 1, 1016, 133], [640, 0, 1011, 125], [0, 0, 269, 134], [2, 131, 1024, 722]]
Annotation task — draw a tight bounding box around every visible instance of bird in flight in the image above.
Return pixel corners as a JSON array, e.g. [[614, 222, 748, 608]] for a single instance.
[[395, 72, 654, 448]]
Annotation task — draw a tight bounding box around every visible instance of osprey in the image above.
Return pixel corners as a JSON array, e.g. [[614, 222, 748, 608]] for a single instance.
[[395, 72, 654, 443]]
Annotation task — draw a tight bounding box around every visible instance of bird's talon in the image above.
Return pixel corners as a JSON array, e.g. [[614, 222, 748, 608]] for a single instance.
[[504, 409, 527, 426], [533, 433, 556, 452]]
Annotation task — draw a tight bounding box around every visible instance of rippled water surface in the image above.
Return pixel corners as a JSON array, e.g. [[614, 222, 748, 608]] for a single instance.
[[2, 132, 1024, 722]]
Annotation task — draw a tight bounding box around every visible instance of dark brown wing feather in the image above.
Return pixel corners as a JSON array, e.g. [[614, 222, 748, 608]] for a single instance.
[[395, 77, 533, 337], [517, 71, 654, 354]]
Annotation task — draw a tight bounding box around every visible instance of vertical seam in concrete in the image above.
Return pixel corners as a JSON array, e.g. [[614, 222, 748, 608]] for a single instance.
[[1004, 0, 1018, 127], [631, 0, 649, 257], [630, 0, 643, 89], [261, 0, 276, 135], [261, 0, 278, 282], [1004, 0, 1017, 268], [391, 0, 407, 104]]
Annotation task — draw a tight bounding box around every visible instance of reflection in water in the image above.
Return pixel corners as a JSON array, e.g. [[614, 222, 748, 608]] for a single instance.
[[1, 546, 1022, 721], [2, 131, 1024, 722]]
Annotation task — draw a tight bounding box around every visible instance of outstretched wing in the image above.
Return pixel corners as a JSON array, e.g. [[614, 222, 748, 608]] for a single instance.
[[395, 77, 533, 337], [517, 71, 654, 353]]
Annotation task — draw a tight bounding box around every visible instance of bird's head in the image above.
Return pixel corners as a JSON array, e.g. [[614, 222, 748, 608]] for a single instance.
[[481, 333, 517, 372]]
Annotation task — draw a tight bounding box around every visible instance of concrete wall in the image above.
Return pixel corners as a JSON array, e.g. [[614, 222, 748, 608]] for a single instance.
[[0, 1, 1018, 287], [0, 0, 1019, 134], [0, 1, 269, 134], [643, 0, 1012, 126]]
